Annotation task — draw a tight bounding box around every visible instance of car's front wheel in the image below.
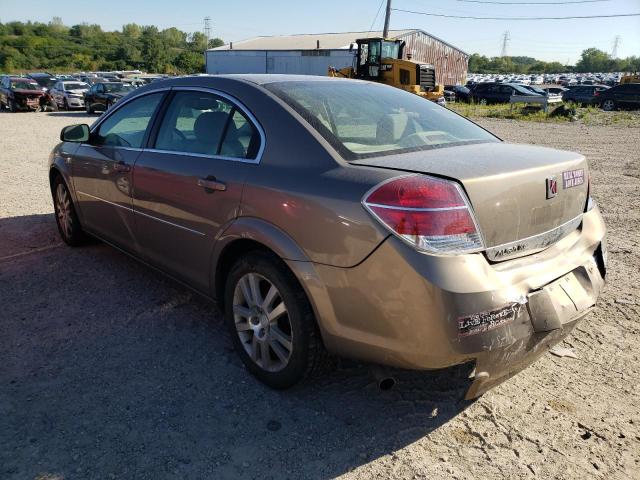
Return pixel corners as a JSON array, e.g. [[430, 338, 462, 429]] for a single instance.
[[52, 176, 87, 246], [602, 99, 616, 111], [224, 251, 330, 389]]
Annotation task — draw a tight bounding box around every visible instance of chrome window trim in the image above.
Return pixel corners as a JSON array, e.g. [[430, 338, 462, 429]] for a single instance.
[[85, 86, 266, 164], [485, 214, 583, 262], [150, 86, 265, 164], [142, 148, 260, 164], [77, 191, 206, 237]]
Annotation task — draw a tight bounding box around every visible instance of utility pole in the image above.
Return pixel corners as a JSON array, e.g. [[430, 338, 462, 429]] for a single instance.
[[611, 35, 620, 59], [500, 31, 510, 58], [383, 0, 392, 39], [204, 16, 211, 45]]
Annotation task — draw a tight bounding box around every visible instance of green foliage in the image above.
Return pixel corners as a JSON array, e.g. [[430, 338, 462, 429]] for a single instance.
[[0, 19, 224, 74], [469, 50, 640, 74]]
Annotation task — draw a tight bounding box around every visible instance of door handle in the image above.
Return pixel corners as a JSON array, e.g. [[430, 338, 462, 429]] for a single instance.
[[113, 161, 131, 173], [197, 177, 227, 192]]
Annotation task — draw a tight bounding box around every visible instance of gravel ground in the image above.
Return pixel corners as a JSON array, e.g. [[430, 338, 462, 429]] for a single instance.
[[1, 110, 638, 480]]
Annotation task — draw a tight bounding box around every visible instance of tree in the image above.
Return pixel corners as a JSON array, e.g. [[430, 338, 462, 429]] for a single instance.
[[189, 32, 208, 52], [575, 48, 612, 73], [174, 50, 204, 73], [208, 38, 224, 49]]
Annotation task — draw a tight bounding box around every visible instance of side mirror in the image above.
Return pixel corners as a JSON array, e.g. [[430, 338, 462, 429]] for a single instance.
[[60, 124, 90, 143]]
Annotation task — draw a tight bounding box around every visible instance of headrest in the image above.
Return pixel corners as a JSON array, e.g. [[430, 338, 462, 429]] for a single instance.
[[376, 113, 409, 145], [194, 111, 228, 144]]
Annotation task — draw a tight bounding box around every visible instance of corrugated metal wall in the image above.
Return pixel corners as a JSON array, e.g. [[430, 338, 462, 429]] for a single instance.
[[397, 31, 468, 86]]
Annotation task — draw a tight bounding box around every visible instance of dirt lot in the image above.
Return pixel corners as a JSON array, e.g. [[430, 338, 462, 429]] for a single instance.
[[1, 110, 638, 480]]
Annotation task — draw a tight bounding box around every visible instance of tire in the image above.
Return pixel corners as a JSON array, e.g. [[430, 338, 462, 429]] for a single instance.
[[479, 98, 487, 106], [9, 99, 17, 113], [63, 98, 69, 111], [86, 103, 92, 114], [105, 100, 111, 111], [224, 251, 331, 389], [602, 99, 615, 111], [52, 175, 87, 246]]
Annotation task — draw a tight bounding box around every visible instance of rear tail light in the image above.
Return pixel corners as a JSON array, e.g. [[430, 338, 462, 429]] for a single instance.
[[363, 174, 484, 254]]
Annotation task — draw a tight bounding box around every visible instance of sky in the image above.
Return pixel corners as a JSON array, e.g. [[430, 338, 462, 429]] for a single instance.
[[1, 0, 639, 63]]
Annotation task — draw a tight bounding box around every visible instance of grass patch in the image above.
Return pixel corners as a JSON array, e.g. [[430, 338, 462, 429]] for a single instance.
[[447, 101, 640, 127]]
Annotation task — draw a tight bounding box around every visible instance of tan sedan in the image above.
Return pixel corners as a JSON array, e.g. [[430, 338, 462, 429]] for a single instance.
[[49, 75, 606, 398]]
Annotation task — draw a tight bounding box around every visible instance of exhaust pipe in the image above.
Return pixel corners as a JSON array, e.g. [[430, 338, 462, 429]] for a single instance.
[[378, 376, 397, 391], [371, 366, 397, 391]]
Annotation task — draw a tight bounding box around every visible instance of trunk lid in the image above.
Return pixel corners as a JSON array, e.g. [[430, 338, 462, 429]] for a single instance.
[[353, 142, 588, 259]]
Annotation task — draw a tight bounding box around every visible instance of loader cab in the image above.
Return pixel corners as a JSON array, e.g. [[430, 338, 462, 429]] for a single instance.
[[355, 38, 405, 80]]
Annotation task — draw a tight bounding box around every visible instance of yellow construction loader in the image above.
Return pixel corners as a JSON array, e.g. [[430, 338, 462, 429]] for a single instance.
[[328, 37, 445, 104], [620, 73, 640, 84]]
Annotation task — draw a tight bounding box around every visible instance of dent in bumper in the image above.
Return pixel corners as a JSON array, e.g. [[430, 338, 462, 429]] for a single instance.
[[289, 207, 606, 397]]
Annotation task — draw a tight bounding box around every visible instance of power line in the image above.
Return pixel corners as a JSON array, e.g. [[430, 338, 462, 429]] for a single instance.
[[391, 8, 640, 20], [367, 0, 386, 35], [454, 0, 608, 4]]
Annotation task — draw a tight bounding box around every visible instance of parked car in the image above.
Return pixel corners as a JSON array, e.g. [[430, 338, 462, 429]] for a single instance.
[[472, 82, 542, 104], [50, 81, 90, 110], [598, 83, 640, 111], [516, 85, 562, 106], [444, 85, 472, 103], [0, 76, 44, 111], [83, 82, 135, 113], [562, 85, 609, 106], [544, 87, 568, 96], [50, 75, 607, 399], [27, 72, 58, 92]]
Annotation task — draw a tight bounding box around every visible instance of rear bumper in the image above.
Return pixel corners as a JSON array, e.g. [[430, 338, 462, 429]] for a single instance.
[[290, 207, 606, 398]]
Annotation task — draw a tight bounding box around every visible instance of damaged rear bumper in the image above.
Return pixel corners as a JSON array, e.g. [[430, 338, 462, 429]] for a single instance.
[[295, 207, 606, 399]]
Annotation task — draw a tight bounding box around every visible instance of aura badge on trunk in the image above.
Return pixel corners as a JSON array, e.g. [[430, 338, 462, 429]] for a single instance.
[[546, 176, 558, 199]]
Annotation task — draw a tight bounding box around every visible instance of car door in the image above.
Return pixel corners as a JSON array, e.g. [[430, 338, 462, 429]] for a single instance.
[[71, 91, 166, 250], [614, 84, 638, 107], [131, 88, 263, 291], [85, 84, 96, 108]]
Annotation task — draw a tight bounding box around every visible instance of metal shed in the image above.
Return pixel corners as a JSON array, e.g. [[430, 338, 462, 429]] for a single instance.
[[205, 29, 469, 85]]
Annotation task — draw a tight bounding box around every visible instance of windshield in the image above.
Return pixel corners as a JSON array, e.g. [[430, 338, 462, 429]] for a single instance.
[[265, 81, 498, 160], [11, 81, 40, 90], [64, 82, 88, 91], [381, 41, 400, 59], [103, 83, 135, 93]]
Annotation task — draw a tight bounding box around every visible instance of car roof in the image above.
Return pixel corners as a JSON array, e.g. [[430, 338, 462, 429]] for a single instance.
[[9, 76, 37, 82]]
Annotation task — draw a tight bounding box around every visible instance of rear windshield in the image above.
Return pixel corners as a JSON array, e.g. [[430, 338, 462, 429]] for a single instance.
[[11, 81, 40, 90], [104, 83, 134, 93], [265, 81, 498, 160], [64, 82, 88, 91]]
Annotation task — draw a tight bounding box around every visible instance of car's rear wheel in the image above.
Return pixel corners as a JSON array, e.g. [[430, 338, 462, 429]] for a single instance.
[[86, 103, 93, 114], [602, 99, 616, 111], [224, 251, 330, 389], [52, 176, 87, 246], [9, 99, 17, 112]]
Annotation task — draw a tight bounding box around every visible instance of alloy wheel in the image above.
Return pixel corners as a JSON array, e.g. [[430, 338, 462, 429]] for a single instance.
[[55, 183, 73, 240], [602, 99, 615, 111], [232, 273, 293, 372]]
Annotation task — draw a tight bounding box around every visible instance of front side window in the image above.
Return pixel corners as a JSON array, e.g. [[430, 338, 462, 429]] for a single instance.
[[94, 93, 164, 148], [154, 91, 259, 159], [265, 81, 498, 160]]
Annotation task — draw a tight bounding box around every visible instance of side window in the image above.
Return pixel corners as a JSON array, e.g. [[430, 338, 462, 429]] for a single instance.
[[94, 93, 164, 148], [154, 91, 260, 159]]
